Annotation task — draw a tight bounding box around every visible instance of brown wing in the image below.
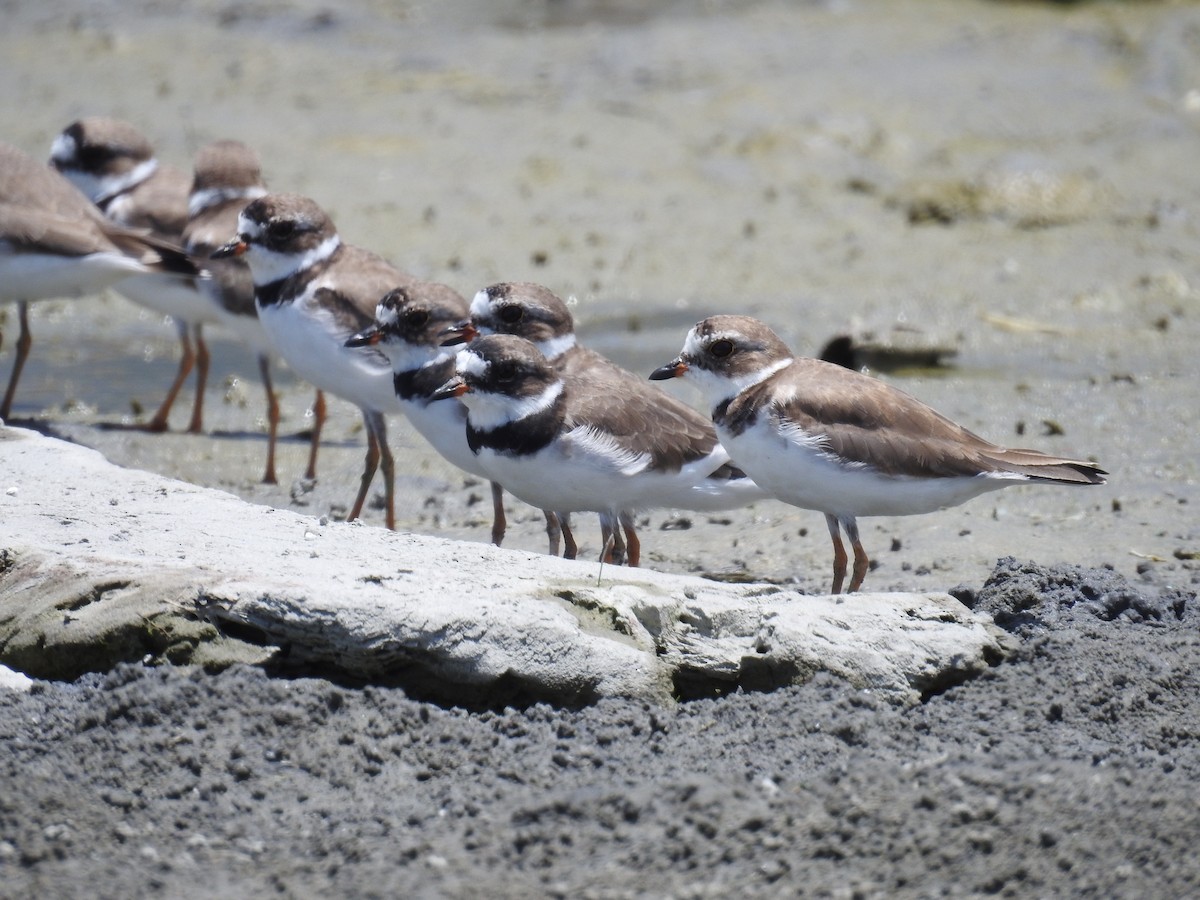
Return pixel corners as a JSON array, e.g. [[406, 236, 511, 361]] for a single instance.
[[299, 244, 419, 335], [327, 244, 418, 320], [116, 165, 190, 238], [0, 142, 108, 222], [740, 357, 1105, 483], [0, 202, 127, 257], [561, 346, 720, 472]]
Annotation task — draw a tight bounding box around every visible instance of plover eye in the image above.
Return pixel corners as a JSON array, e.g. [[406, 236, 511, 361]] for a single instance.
[[79, 146, 115, 168], [268, 220, 297, 240], [708, 339, 735, 359], [498, 305, 523, 324], [405, 309, 430, 328], [494, 361, 518, 383]]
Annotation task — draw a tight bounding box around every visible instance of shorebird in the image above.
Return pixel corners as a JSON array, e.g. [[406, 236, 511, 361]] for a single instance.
[[345, 282, 521, 546], [442, 281, 766, 564], [432, 333, 763, 567], [213, 193, 413, 528], [651, 314, 1108, 593], [1, 140, 197, 421], [51, 117, 216, 432], [183, 140, 324, 484]]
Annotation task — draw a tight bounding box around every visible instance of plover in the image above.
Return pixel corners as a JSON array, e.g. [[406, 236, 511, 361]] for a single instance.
[[443, 281, 766, 564], [183, 140, 324, 484], [345, 281, 522, 546], [433, 333, 763, 566], [0, 140, 196, 421], [51, 117, 217, 432], [213, 192, 414, 528], [651, 314, 1107, 593]]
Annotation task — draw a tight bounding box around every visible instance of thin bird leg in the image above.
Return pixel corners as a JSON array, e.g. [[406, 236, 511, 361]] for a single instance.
[[0, 301, 32, 420], [600, 512, 625, 565], [825, 513, 848, 594], [843, 516, 869, 593], [366, 409, 396, 531], [544, 510, 561, 556], [620, 510, 640, 568], [257, 354, 279, 485], [144, 317, 194, 433], [185, 323, 209, 434], [600, 529, 617, 566], [347, 412, 381, 524], [304, 390, 326, 481], [560, 514, 578, 560], [490, 481, 507, 546]]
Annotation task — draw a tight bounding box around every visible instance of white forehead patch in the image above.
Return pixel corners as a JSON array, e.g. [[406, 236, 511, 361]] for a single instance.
[[455, 348, 490, 380], [374, 302, 402, 330], [469, 289, 494, 320], [237, 210, 264, 240], [49, 132, 77, 165], [681, 327, 711, 361]]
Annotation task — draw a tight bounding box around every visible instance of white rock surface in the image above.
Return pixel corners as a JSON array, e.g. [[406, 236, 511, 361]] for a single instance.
[[0, 664, 34, 692], [0, 425, 1009, 704]]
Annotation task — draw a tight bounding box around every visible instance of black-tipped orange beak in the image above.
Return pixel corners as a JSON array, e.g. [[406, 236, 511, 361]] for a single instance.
[[344, 326, 383, 349], [211, 238, 247, 260], [430, 376, 470, 402], [440, 320, 478, 347], [649, 358, 688, 381]]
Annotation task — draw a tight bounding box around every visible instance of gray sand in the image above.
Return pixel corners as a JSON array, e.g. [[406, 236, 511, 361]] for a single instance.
[[3, 0, 1200, 895], [2, 561, 1198, 897]]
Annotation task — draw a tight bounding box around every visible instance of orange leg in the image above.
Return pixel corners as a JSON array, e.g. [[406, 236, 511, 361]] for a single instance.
[[490, 481, 507, 546], [620, 511, 640, 568], [185, 323, 209, 434], [347, 414, 380, 524], [352, 409, 395, 530], [544, 510, 561, 556], [826, 513, 848, 594], [844, 517, 870, 593], [560, 515, 578, 560], [257, 354, 280, 485], [304, 390, 326, 481], [1, 302, 32, 421], [144, 318, 193, 433]]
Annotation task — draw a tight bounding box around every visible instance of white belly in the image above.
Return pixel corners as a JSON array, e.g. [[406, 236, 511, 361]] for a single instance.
[[114, 271, 218, 325], [721, 423, 1014, 518], [474, 444, 627, 514], [473, 428, 745, 515], [402, 397, 490, 480], [257, 299, 398, 412], [0, 249, 146, 302]]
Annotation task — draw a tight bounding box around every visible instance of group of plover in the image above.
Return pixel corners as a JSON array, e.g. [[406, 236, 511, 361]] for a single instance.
[[1, 118, 1106, 592]]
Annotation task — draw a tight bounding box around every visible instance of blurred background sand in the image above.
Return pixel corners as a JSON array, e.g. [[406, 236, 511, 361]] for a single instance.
[[2, 0, 1197, 591]]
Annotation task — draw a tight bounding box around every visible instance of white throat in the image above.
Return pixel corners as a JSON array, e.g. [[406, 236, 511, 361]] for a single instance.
[[245, 233, 341, 286], [690, 356, 793, 408], [380, 339, 449, 375], [462, 380, 563, 432]]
